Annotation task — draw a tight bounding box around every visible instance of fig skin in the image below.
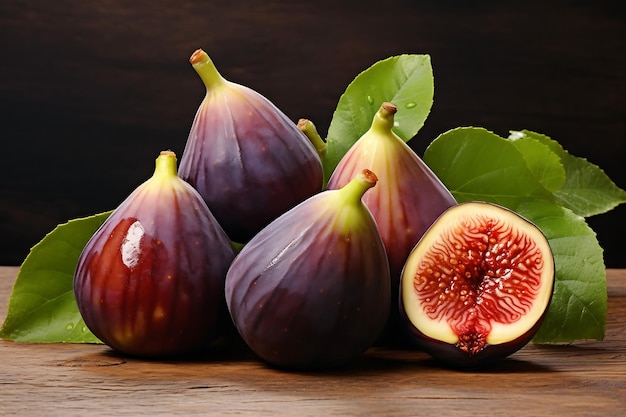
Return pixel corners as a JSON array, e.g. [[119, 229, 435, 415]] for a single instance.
[[401, 307, 551, 369], [327, 102, 457, 345], [225, 169, 391, 370], [179, 49, 324, 243], [74, 151, 236, 358], [399, 202, 555, 369]]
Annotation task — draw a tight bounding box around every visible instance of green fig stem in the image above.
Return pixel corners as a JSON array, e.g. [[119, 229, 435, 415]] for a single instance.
[[331, 169, 378, 233], [370, 102, 398, 135], [337, 169, 378, 204], [153, 150, 178, 182], [297, 118, 327, 159], [190, 49, 227, 90]]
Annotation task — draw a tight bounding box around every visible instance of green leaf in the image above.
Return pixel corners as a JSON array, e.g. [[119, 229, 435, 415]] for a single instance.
[[423, 127, 553, 208], [0, 211, 112, 343], [323, 54, 434, 180], [423, 126, 608, 343], [507, 133, 566, 192], [510, 130, 626, 217], [515, 201, 607, 343]]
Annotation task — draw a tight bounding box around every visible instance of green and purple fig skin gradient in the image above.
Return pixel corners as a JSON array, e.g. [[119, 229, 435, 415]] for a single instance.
[[327, 102, 457, 345], [225, 169, 390, 370], [178, 49, 323, 244], [74, 150, 236, 358]]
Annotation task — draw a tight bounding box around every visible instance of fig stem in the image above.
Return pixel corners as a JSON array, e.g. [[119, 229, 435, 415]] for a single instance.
[[189, 49, 226, 91], [337, 169, 378, 204], [297, 118, 327, 159], [153, 150, 179, 182], [330, 169, 378, 234], [370, 102, 398, 135]]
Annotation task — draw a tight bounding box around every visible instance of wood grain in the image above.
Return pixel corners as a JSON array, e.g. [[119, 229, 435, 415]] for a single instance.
[[1, 266, 625, 416]]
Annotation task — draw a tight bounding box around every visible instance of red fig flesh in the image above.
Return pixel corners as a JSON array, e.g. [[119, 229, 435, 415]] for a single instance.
[[225, 169, 390, 370], [74, 151, 236, 358], [400, 202, 555, 368], [179, 49, 323, 243]]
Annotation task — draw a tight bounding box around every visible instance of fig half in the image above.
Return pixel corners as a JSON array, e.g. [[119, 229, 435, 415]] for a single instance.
[[400, 202, 555, 368]]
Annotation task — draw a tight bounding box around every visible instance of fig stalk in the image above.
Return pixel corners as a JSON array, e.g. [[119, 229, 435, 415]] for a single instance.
[[333, 168, 377, 203], [370, 102, 396, 133], [327, 169, 377, 232], [152, 150, 178, 179], [297, 118, 327, 159], [189, 49, 226, 90]]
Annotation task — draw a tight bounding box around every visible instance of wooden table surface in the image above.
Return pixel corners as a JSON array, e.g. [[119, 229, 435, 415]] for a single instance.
[[1, 266, 624, 416]]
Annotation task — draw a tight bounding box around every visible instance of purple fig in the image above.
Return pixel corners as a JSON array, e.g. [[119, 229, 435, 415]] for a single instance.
[[74, 151, 236, 358], [225, 169, 390, 370], [400, 202, 555, 368], [326, 102, 457, 345], [178, 49, 324, 243]]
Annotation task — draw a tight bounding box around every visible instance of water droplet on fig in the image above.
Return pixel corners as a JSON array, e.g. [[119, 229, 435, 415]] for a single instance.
[[121, 220, 144, 269]]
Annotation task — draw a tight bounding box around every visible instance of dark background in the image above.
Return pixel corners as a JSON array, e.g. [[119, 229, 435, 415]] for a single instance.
[[1, 1, 624, 267]]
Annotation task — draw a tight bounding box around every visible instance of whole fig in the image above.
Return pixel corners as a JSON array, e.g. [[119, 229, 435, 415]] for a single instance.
[[327, 102, 457, 344], [74, 151, 236, 358], [225, 169, 390, 370], [178, 49, 324, 243], [400, 202, 555, 368]]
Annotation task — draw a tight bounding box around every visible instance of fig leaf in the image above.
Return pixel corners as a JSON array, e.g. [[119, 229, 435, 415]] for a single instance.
[[324, 54, 434, 180], [515, 200, 606, 343], [510, 130, 626, 217], [423, 126, 617, 343], [423, 127, 554, 208], [0, 211, 111, 343], [507, 133, 566, 192]]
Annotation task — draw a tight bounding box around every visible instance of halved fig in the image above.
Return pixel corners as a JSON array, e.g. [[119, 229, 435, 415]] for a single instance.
[[400, 201, 555, 368]]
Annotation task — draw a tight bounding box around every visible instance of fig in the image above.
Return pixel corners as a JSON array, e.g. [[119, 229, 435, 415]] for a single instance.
[[178, 49, 324, 243], [74, 150, 236, 358], [326, 102, 457, 344], [225, 169, 390, 370], [400, 202, 555, 368]]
